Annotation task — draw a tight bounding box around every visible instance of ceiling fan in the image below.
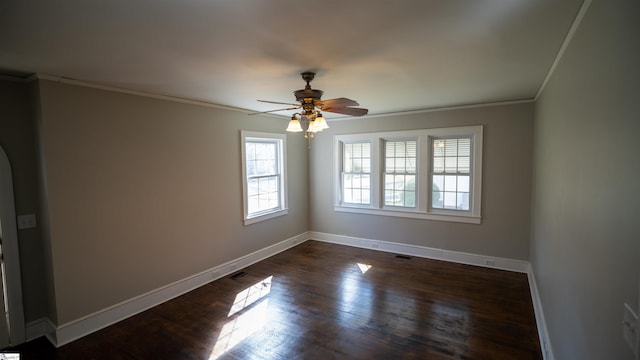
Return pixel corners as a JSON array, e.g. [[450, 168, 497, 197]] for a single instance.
[[250, 72, 368, 142]]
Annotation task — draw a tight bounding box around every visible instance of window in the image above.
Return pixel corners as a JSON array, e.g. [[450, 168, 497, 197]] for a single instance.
[[431, 137, 471, 211], [342, 142, 371, 205], [241, 131, 287, 225], [384, 140, 417, 207], [334, 126, 482, 224]]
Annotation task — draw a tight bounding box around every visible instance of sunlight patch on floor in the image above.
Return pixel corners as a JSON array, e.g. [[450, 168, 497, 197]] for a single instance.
[[228, 276, 272, 317], [210, 276, 275, 359], [209, 299, 270, 360], [357, 263, 372, 273]]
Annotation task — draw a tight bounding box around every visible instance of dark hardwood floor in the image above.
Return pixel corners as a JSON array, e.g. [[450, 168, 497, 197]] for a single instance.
[[7, 240, 542, 359]]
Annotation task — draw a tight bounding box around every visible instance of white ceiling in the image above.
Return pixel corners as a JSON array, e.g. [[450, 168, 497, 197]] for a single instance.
[[0, 0, 584, 117]]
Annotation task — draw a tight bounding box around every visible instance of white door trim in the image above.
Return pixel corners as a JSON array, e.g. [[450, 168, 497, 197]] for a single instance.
[[0, 146, 26, 346]]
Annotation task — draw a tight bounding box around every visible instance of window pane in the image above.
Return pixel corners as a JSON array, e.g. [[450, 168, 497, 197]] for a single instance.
[[458, 157, 470, 173], [445, 157, 458, 173], [433, 140, 445, 156], [361, 189, 370, 204], [406, 157, 416, 173], [458, 138, 471, 156], [405, 192, 416, 207], [385, 174, 394, 189], [444, 175, 457, 192], [248, 178, 259, 196], [386, 158, 395, 173], [444, 192, 457, 208], [432, 191, 443, 208], [433, 157, 445, 173], [406, 175, 416, 191], [457, 192, 470, 211], [246, 143, 256, 161], [445, 139, 458, 156], [432, 175, 444, 192], [386, 142, 395, 157], [457, 176, 470, 192]]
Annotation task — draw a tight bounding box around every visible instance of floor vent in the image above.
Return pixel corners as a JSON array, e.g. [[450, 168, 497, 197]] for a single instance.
[[395, 255, 412, 260], [230, 271, 247, 279]]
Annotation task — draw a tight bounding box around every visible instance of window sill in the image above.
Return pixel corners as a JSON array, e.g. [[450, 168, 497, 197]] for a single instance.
[[244, 209, 288, 226], [334, 206, 481, 224]]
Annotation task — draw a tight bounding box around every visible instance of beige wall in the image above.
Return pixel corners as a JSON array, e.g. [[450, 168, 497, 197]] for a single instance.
[[531, 0, 640, 358], [37, 80, 309, 324], [14, 77, 537, 332], [310, 102, 535, 260]]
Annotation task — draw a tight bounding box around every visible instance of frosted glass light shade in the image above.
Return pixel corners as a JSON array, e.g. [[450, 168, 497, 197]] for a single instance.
[[286, 119, 303, 132], [308, 119, 322, 133], [314, 115, 329, 130]]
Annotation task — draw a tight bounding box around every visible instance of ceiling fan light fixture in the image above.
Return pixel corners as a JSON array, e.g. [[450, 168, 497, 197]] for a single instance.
[[254, 72, 366, 147], [314, 113, 329, 130], [308, 119, 321, 133], [286, 116, 303, 132]]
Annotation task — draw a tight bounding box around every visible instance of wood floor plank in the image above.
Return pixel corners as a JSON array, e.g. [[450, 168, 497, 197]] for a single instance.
[[7, 240, 542, 359]]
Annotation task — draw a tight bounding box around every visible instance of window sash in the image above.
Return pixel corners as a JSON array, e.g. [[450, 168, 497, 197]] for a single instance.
[[431, 137, 472, 211], [383, 140, 417, 208], [341, 142, 371, 205]]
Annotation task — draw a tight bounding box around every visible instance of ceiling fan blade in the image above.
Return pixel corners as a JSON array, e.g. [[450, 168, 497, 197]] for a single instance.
[[318, 97, 360, 107], [258, 99, 300, 106], [323, 106, 369, 116], [248, 107, 300, 115]]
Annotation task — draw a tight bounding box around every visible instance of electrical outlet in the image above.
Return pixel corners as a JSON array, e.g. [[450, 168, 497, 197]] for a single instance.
[[623, 302, 639, 356], [485, 259, 496, 266], [17, 214, 37, 229]]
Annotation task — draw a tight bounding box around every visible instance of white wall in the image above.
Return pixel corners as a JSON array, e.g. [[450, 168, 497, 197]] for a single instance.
[[531, 0, 640, 358]]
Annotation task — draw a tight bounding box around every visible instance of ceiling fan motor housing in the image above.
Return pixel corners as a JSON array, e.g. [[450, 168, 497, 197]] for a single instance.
[[295, 72, 323, 114]]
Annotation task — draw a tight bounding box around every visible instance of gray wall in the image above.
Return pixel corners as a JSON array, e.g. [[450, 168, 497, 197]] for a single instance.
[[0, 79, 48, 324], [531, 0, 640, 359], [36, 79, 309, 324], [310, 103, 535, 260]]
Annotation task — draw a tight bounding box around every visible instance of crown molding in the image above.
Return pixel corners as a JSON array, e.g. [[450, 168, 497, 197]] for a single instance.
[[535, 0, 593, 100], [32, 73, 259, 115], [27, 73, 534, 121], [330, 98, 535, 122]]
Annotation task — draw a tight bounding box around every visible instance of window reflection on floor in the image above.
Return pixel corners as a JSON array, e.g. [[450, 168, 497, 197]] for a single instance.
[[210, 299, 270, 360], [337, 265, 374, 327], [429, 301, 471, 341], [209, 276, 273, 360], [228, 276, 272, 317], [356, 263, 372, 273]]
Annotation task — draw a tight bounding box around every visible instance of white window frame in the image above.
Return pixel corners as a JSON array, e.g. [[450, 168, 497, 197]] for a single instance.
[[241, 131, 288, 225], [382, 137, 419, 209], [334, 126, 483, 224], [340, 140, 373, 207]]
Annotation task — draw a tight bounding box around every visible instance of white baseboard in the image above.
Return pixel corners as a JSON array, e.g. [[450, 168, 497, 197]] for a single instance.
[[25, 317, 56, 343], [28, 230, 549, 356], [312, 232, 552, 357], [309, 231, 530, 273], [528, 265, 554, 360], [39, 232, 308, 347]]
